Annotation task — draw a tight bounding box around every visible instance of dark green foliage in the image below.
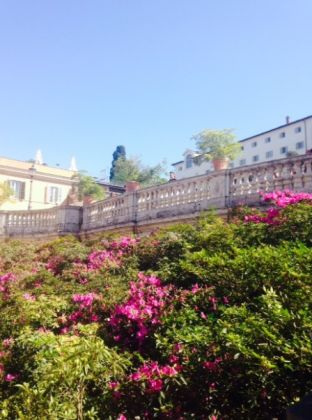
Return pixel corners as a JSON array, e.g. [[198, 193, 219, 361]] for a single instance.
[[0, 201, 312, 418], [109, 145, 126, 181]]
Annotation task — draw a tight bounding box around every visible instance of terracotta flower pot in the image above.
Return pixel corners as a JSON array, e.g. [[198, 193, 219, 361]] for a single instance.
[[212, 158, 229, 171], [125, 181, 140, 192], [83, 195, 93, 205]]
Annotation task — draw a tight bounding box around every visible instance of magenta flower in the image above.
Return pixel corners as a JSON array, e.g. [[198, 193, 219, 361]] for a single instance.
[[5, 373, 18, 382], [23, 293, 36, 301]]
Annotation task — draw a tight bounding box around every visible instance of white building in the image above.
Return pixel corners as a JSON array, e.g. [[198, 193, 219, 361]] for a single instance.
[[172, 115, 312, 180], [0, 152, 79, 210]]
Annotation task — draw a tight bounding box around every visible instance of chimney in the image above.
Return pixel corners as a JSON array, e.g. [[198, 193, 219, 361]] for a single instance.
[[286, 116, 290, 124], [125, 181, 140, 192]]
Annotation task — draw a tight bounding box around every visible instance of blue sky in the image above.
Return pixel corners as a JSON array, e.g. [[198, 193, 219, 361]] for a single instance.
[[1, 0, 312, 178]]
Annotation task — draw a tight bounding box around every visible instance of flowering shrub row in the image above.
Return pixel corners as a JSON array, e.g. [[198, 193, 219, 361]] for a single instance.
[[0, 192, 311, 419]]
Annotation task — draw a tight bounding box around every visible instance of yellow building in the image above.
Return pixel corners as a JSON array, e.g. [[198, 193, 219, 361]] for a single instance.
[[0, 152, 78, 210]]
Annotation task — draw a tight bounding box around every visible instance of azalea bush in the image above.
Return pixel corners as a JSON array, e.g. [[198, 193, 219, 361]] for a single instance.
[[0, 190, 311, 419]]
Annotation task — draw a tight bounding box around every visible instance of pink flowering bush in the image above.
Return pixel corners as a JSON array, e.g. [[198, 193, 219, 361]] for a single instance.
[[109, 273, 173, 350], [0, 273, 16, 300], [0, 195, 312, 418]]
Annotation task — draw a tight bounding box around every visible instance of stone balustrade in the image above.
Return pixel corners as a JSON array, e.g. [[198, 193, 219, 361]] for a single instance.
[[1, 155, 312, 238], [229, 155, 312, 205], [0, 206, 82, 237]]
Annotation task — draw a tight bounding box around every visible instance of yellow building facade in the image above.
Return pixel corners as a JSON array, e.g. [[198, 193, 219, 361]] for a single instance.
[[0, 156, 78, 211]]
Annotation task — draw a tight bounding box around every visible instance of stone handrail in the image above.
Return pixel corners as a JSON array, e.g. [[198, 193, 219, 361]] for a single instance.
[[1, 155, 312, 237], [229, 155, 312, 205], [0, 206, 82, 237], [82, 194, 135, 231]]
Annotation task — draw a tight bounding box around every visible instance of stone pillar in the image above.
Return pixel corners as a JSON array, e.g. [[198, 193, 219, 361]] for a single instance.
[[0, 212, 7, 237], [56, 206, 82, 234]]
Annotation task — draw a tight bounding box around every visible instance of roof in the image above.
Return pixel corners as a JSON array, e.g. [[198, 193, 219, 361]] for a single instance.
[[171, 160, 184, 166], [0, 156, 76, 178], [239, 115, 312, 143], [171, 114, 312, 165]]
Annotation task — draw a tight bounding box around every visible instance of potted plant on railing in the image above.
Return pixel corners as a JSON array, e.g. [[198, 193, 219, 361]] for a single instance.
[[192, 129, 241, 171]]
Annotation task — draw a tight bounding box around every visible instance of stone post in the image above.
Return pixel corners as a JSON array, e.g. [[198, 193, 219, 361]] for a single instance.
[[56, 206, 82, 234]]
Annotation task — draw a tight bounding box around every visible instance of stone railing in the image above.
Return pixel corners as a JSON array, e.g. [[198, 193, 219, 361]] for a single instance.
[[82, 194, 135, 232], [229, 155, 312, 205], [0, 206, 82, 237], [1, 155, 312, 237]]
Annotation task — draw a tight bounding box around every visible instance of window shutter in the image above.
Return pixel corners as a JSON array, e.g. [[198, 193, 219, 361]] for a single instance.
[[20, 182, 26, 200], [44, 186, 48, 203], [58, 187, 62, 204]]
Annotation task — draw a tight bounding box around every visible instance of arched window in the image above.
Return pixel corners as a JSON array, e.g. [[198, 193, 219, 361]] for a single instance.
[[186, 155, 193, 168]]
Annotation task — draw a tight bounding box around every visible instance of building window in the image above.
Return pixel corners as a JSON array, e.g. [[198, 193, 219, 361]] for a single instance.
[[265, 151, 273, 158], [280, 132, 286, 138], [46, 186, 62, 204], [296, 141, 304, 150], [295, 126, 302, 133], [239, 159, 246, 166], [241, 145, 244, 151], [252, 155, 259, 162], [280, 146, 288, 154], [252, 141, 257, 147], [7, 180, 25, 200], [265, 137, 271, 143], [178, 166, 183, 171], [185, 155, 193, 169]]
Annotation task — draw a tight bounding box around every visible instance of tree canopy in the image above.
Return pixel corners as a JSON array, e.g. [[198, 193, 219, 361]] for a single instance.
[[111, 157, 167, 187], [110, 145, 126, 181], [192, 129, 241, 161], [0, 182, 12, 206], [78, 173, 105, 202]]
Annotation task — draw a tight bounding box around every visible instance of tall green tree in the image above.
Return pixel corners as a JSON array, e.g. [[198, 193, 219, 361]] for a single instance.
[[77, 173, 105, 202], [110, 145, 126, 181], [111, 157, 167, 187]]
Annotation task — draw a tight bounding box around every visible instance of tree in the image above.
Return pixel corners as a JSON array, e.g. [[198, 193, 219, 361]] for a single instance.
[[111, 157, 167, 187], [110, 145, 126, 181], [77, 173, 105, 202], [0, 182, 12, 206], [192, 129, 241, 161]]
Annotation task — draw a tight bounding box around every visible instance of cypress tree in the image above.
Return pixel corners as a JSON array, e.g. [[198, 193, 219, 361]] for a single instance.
[[110, 145, 126, 181]]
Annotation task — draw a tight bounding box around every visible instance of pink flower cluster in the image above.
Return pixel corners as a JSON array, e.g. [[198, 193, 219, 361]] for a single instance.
[[59, 293, 101, 333], [244, 190, 312, 225], [0, 337, 18, 383], [110, 237, 138, 249], [88, 237, 139, 270], [203, 357, 222, 372], [46, 255, 65, 275], [87, 250, 121, 270], [23, 293, 36, 301], [128, 361, 181, 393], [244, 208, 281, 225], [0, 273, 16, 299], [109, 273, 172, 347], [109, 360, 181, 396], [261, 190, 312, 207], [72, 293, 97, 308]]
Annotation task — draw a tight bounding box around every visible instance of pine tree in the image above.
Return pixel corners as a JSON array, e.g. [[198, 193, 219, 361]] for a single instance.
[[110, 145, 126, 181]]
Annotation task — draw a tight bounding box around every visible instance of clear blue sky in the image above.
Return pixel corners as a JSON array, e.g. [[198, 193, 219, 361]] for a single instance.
[[1, 0, 312, 178]]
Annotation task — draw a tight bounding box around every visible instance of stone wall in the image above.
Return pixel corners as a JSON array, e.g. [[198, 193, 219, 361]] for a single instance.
[[1, 155, 311, 238]]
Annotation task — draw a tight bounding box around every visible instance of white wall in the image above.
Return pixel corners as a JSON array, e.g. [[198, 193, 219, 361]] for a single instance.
[[173, 117, 312, 180]]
